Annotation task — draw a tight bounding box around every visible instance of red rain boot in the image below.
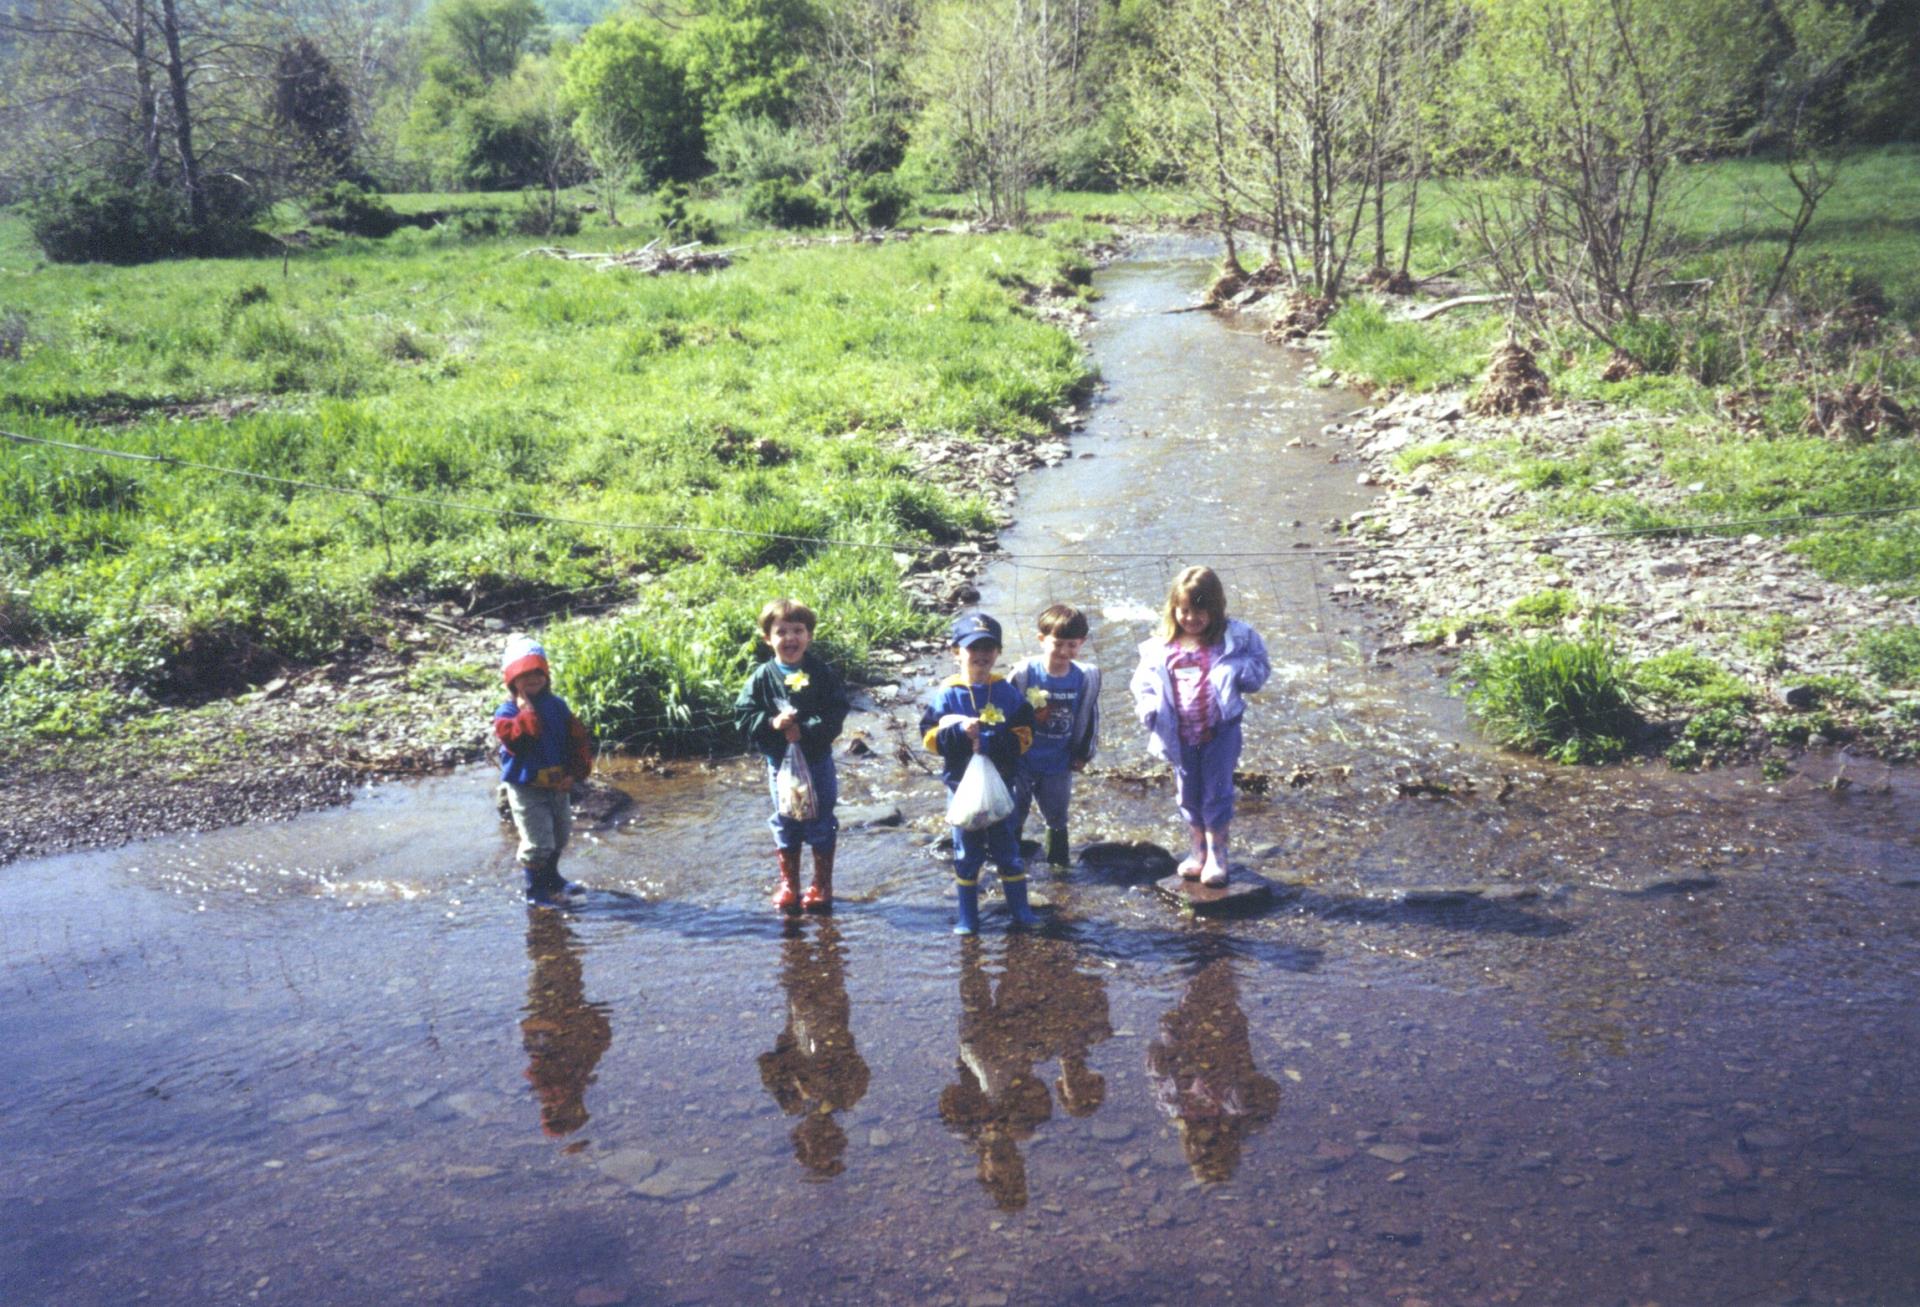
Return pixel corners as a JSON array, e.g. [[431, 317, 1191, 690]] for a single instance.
[[802, 844, 835, 913], [773, 847, 803, 915]]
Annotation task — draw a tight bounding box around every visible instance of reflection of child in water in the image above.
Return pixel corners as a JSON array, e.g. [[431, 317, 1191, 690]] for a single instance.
[[520, 908, 612, 1138], [757, 921, 870, 1178], [1146, 958, 1280, 1183], [938, 935, 1113, 1209]]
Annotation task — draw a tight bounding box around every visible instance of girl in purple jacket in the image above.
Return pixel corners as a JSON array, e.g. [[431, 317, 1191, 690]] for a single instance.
[[1129, 567, 1271, 886]]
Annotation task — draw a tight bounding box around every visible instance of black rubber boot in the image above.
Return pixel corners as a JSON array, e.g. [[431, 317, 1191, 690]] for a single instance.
[[1046, 827, 1070, 867]]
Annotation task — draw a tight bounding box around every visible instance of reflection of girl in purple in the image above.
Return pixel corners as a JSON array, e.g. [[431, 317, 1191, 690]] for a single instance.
[[1147, 958, 1280, 1183], [1129, 566, 1270, 886]]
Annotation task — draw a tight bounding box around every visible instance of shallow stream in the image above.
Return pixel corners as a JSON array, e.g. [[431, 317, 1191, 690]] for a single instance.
[[5, 240, 1918, 1306]]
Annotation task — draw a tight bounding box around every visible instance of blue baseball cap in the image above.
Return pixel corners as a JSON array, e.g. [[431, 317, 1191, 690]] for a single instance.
[[949, 611, 1003, 648]]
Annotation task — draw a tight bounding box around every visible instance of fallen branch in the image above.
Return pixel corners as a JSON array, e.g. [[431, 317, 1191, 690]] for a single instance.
[[1409, 292, 1513, 321], [522, 240, 733, 273]]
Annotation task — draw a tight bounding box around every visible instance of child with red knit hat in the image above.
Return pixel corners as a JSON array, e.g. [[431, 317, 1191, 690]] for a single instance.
[[494, 634, 595, 905]]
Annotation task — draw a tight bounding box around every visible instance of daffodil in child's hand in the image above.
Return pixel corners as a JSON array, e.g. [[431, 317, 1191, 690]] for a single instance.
[[1024, 687, 1050, 709], [784, 670, 811, 691], [979, 704, 1005, 726]]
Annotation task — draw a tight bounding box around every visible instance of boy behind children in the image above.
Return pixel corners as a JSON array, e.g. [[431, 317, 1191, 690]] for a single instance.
[[920, 611, 1039, 934], [494, 635, 594, 905], [735, 599, 851, 914], [1008, 603, 1101, 867]]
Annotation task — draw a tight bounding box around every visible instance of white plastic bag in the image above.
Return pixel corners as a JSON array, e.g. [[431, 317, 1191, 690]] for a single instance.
[[946, 752, 1015, 831], [776, 743, 819, 822]]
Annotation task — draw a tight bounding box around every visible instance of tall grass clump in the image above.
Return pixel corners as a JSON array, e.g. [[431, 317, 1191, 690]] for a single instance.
[[550, 546, 935, 752], [1323, 299, 1490, 392], [1457, 627, 1640, 764]]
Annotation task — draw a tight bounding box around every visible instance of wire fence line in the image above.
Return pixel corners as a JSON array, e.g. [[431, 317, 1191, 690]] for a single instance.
[[10, 426, 1920, 572]]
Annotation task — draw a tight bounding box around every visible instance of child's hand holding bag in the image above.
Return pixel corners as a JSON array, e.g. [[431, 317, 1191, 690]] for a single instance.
[[946, 752, 1015, 830], [777, 742, 819, 821]]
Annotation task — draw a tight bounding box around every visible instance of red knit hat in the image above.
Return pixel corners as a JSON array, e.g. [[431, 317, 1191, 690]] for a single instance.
[[501, 634, 550, 687]]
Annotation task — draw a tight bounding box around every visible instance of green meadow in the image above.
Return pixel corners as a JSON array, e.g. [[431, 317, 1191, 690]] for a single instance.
[[0, 203, 1097, 748]]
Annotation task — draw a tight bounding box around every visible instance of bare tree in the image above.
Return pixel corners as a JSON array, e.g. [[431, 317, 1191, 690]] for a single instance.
[[576, 110, 643, 226], [1139, 0, 1413, 298], [1441, 0, 1761, 347], [912, 0, 1082, 224], [801, 0, 916, 225]]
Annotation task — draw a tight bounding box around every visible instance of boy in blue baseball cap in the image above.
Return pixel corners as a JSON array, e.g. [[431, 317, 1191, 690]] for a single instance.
[[918, 611, 1039, 934]]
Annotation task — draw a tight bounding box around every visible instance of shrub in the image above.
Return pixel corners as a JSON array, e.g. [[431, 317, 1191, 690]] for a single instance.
[[308, 182, 404, 238], [707, 114, 815, 187], [744, 178, 830, 229], [27, 175, 193, 264], [25, 171, 268, 263], [654, 183, 718, 244], [1458, 628, 1639, 764], [513, 192, 582, 237], [851, 172, 913, 230], [1857, 625, 1920, 688]]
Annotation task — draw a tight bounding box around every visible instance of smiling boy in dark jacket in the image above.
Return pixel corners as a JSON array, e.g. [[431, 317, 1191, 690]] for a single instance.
[[735, 598, 851, 914]]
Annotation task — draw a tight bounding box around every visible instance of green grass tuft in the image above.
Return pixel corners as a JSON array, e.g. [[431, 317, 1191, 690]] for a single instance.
[[1457, 628, 1640, 764]]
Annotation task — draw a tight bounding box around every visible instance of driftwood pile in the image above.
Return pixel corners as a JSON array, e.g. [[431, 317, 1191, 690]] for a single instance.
[[523, 240, 732, 273]]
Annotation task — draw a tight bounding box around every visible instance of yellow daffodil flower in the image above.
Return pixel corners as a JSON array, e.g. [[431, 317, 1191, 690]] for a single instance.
[[784, 671, 811, 691], [979, 705, 1005, 725]]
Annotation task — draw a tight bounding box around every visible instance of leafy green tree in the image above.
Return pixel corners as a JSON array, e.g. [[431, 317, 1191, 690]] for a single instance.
[[673, 0, 821, 127], [427, 0, 544, 85], [565, 17, 706, 184]]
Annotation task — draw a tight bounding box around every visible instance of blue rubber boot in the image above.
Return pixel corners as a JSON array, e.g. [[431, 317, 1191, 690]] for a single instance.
[[953, 874, 981, 936], [1002, 873, 1040, 929]]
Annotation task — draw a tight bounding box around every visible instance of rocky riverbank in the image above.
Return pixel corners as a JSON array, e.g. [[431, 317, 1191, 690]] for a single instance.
[[1293, 342, 1920, 764]]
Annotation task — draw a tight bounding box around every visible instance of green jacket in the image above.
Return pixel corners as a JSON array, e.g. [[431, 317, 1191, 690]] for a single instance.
[[734, 649, 851, 764]]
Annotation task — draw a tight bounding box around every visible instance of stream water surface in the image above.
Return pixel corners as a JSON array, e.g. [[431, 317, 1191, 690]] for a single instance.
[[5, 241, 1919, 1307]]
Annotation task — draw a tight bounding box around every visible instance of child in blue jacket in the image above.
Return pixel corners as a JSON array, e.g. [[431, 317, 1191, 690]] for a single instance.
[[494, 634, 594, 905], [919, 611, 1039, 934]]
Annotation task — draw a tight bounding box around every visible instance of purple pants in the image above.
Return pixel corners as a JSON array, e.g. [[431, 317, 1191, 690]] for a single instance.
[[1172, 716, 1242, 829]]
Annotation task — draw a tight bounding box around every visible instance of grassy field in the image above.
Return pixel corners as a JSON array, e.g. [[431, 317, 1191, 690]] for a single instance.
[[0, 197, 1099, 749]]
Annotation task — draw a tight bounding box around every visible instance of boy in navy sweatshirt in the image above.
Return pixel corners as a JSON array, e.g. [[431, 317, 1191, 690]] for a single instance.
[[919, 612, 1038, 934]]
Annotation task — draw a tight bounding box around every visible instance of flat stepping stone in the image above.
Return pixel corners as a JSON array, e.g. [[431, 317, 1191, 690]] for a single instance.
[[1151, 869, 1282, 915], [1080, 840, 1176, 881]]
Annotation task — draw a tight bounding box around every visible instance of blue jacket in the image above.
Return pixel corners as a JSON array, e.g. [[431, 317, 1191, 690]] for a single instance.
[[494, 690, 590, 788], [919, 675, 1036, 788], [1129, 618, 1270, 762]]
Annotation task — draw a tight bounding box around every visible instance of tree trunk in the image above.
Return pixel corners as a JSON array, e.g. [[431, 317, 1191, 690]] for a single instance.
[[157, 0, 204, 227], [133, 0, 163, 182]]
